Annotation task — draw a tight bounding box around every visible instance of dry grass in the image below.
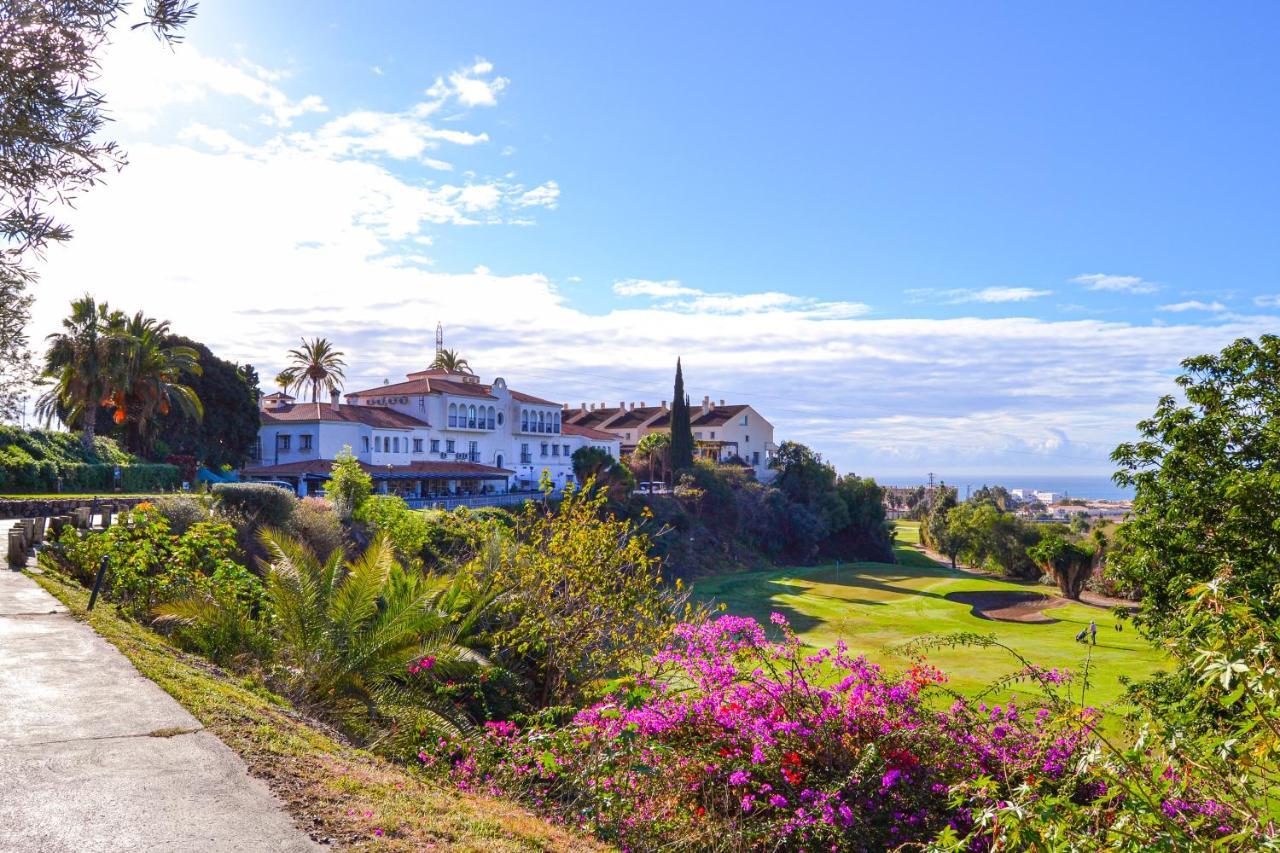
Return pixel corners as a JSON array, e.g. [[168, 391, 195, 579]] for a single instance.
[[33, 570, 607, 852]]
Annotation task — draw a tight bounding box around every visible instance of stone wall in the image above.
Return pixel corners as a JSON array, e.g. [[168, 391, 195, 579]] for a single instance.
[[0, 496, 152, 521]]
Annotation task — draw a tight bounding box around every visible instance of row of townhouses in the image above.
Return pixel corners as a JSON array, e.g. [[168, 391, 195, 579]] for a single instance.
[[243, 364, 776, 504]]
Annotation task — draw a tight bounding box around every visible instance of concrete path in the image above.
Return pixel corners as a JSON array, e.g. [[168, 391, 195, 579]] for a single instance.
[[0, 552, 320, 851]]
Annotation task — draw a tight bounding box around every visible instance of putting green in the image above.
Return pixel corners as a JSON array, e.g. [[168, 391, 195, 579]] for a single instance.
[[693, 523, 1165, 709]]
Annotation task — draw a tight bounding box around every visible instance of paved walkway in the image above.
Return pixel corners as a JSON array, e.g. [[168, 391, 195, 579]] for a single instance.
[[0, 538, 319, 852]]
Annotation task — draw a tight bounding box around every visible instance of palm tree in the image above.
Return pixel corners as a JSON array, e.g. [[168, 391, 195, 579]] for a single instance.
[[277, 337, 347, 402], [430, 348, 473, 374], [35, 295, 128, 450], [158, 531, 492, 729], [106, 313, 203, 456]]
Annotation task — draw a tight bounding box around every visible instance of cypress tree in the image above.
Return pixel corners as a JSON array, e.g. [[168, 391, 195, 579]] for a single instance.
[[670, 358, 694, 471]]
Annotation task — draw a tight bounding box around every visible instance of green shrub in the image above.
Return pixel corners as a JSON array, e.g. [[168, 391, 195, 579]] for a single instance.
[[211, 482, 298, 528], [288, 496, 345, 559], [120, 464, 180, 492], [327, 445, 371, 519], [355, 494, 430, 566], [154, 495, 210, 535]]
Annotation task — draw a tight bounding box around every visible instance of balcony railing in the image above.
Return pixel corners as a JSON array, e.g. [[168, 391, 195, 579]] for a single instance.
[[405, 492, 552, 511]]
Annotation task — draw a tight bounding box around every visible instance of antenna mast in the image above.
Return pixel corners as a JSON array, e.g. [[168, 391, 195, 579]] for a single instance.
[[435, 322, 444, 357]]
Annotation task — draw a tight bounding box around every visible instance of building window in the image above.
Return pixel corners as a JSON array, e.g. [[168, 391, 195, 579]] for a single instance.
[[538, 411, 546, 433], [540, 442, 548, 457], [625, 432, 631, 440], [413, 438, 423, 453], [467, 404, 476, 429], [299, 434, 312, 451], [278, 434, 291, 451], [419, 396, 426, 412], [521, 442, 531, 463], [553, 412, 561, 433], [740, 414, 749, 426], [552, 444, 560, 457], [448, 403, 457, 428], [361, 436, 370, 453], [694, 431, 702, 439], [430, 439, 440, 453], [392, 437, 399, 453], [563, 444, 570, 456], [374, 436, 381, 452], [446, 439, 455, 453], [497, 411, 504, 426], [745, 435, 750, 443], [710, 431, 715, 439], [469, 440, 478, 462], [752, 451, 760, 465], [521, 410, 528, 431]]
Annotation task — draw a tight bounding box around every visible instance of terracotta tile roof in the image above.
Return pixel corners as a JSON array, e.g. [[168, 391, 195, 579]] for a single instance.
[[242, 459, 512, 478], [561, 422, 620, 441], [260, 403, 430, 429], [509, 389, 560, 406], [347, 377, 496, 399], [606, 406, 666, 428], [566, 407, 623, 428], [691, 404, 749, 427]]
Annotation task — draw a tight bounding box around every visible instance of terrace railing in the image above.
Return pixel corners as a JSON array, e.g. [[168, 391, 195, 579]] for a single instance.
[[405, 491, 556, 511]]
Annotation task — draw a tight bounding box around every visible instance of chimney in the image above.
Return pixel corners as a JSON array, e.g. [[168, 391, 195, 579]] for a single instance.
[[619, 401, 625, 410], [702, 395, 711, 413], [719, 399, 725, 406], [330, 388, 341, 410], [589, 403, 596, 411], [580, 402, 586, 411], [640, 401, 646, 408], [628, 402, 635, 411], [661, 400, 667, 408]]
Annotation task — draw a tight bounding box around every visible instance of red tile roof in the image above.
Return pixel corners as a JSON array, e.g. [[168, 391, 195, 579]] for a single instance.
[[561, 422, 620, 441], [691, 404, 749, 427], [509, 389, 559, 406], [566, 407, 623, 428], [606, 406, 667, 428], [242, 459, 512, 478], [347, 377, 497, 399], [260, 403, 430, 429]]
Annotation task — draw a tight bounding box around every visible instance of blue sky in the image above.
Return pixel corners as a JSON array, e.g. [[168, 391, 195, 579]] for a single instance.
[[25, 2, 1280, 479]]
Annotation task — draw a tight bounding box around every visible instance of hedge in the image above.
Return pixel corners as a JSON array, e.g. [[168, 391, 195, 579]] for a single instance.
[[0, 459, 180, 494], [211, 482, 298, 527]]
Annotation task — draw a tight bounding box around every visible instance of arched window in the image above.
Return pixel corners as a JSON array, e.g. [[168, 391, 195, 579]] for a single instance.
[[468, 405, 477, 429], [521, 410, 529, 431], [448, 403, 457, 428], [375, 436, 382, 452], [487, 406, 495, 430], [554, 412, 561, 433], [538, 411, 545, 433], [392, 436, 399, 453]]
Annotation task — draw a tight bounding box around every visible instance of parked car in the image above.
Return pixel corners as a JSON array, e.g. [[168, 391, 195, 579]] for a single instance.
[[635, 481, 672, 495], [255, 480, 298, 495]]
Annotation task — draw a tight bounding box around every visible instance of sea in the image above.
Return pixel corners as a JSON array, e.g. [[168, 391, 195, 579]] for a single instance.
[[872, 473, 1133, 502]]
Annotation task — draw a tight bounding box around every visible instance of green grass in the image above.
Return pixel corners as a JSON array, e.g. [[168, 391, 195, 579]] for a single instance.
[[693, 521, 1165, 710]]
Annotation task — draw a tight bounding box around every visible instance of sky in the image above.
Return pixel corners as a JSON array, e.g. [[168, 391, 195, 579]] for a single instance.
[[20, 1, 1280, 479]]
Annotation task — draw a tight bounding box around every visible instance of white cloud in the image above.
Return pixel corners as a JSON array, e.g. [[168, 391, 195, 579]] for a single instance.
[[443, 59, 509, 108], [1253, 294, 1280, 308], [515, 181, 560, 209], [612, 279, 700, 298], [612, 279, 869, 318], [1158, 300, 1226, 313], [1072, 273, 1160, 294]]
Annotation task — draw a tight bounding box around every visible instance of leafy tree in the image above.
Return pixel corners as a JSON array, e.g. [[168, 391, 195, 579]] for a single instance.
[[1027, 534, 1097, 599], [105, 312, 202, 457], [147, 336, 259, 469], [276, 337, 347, 402], [35, 295, 127, 448], [327, 445, 372, 520], [1113, 334, 1280, 636], [430, 348, 473, 374], [971, 484, 1012, 511], [487, 485, 688, 707], [1, 1, 196, 417], [669, 358, 694, 471]]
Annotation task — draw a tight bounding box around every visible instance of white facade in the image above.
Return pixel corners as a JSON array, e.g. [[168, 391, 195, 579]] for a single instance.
[[247, 371, 621, 497]]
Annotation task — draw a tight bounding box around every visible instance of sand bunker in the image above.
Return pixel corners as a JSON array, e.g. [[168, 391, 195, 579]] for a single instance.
[[945, 590, 1068, 624]]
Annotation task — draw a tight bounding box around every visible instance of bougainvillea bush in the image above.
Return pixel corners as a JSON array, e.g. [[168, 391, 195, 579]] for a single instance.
[[418, 614, 1101, 850]]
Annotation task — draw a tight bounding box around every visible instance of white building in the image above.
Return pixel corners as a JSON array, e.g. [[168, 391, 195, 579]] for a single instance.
[[244, 368, 620, 503], [563, 395, 777, 481]]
